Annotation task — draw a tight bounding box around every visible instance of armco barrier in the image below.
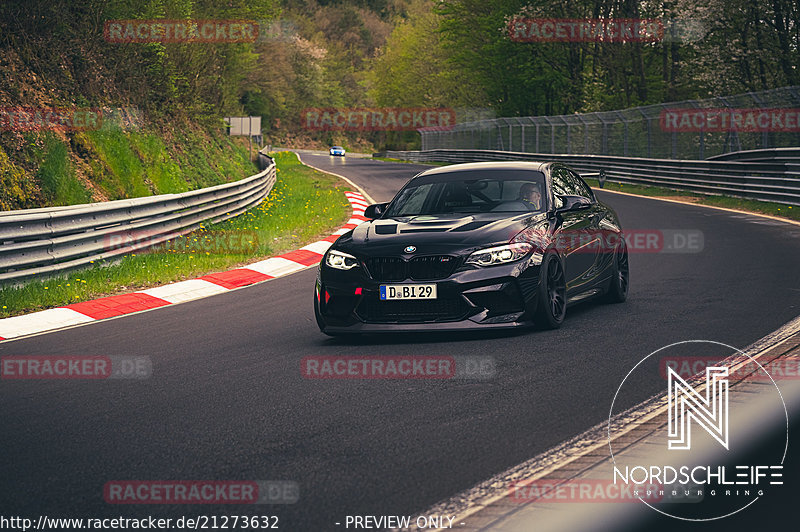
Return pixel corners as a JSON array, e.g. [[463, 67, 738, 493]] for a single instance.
[[417, 86, 800, 160], [706, 146, 800, 163], [379, 149, 800, 206], [0, 151, 276, 284]]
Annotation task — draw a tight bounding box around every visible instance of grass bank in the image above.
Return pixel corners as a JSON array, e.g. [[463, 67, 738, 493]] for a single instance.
[[1, 120, 258, 210], [0, 152, 351, 318]]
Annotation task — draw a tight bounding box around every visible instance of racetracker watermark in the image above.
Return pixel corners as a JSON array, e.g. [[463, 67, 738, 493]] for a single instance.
[[301, 355, 495, 380], [509, 479, 703, 503], [508, 18, 664, 43], [1, 356, 152, 379], [255, 19, 298, 43], [104, 481, 299, 504], [660, 108, 800, 132], [104, 107, 144, 131], [301, 108, 456, 132], [514, 228, 704, 254], [0, 107, 102, 131], [103, 230, 260, 255], [660, 355, 800, 382], [104, 20, 258, 43]]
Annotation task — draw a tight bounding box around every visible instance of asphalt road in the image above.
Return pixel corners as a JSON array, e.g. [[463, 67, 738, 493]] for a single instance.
[[1, 153, 800, 530]]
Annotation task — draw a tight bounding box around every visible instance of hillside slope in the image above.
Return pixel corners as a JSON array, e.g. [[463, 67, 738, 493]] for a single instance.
[[0, 0, 272, 211]]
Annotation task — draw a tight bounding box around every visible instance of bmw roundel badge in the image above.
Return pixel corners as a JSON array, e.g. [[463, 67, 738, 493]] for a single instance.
[[404, 245, 416, 253]]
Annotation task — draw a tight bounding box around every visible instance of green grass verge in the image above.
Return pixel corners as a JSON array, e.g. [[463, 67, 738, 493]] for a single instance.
[[2, 121, 260, 210], [37, 133, 93, 205], [0, 152, 351, 318], [584, 179, 799, 222], [77, 124, 257, 200]]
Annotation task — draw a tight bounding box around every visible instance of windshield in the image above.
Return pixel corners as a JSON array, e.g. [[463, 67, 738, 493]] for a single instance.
[[384, 171, 547, 216]]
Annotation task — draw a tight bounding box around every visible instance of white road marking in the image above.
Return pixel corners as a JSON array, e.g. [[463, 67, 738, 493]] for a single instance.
[[247, 257, 308, 277], [0, 308, 95, 339], [140, 279, 229, 304]]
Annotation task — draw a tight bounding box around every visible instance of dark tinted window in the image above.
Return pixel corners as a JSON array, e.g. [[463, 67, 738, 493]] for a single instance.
[[551, 167, 572, 197], [565, 169, 594, 200], [552, 167, 594, 200], [385, 170, 547, 215]]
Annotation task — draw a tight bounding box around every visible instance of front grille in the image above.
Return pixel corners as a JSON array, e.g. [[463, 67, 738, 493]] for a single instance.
[[363, 257, 406, 281], [356, 297, 469, 323], [364, 256, 459, 281], [408, 256, 458, 280]]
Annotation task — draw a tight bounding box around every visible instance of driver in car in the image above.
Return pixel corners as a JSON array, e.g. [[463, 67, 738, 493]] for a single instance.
[[518, 183, 543, 211]]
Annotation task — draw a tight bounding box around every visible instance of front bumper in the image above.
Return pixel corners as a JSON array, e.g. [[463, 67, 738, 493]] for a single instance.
[[314, 259, 543, 333]]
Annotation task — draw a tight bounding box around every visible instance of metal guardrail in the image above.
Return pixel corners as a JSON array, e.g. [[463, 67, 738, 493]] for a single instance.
[[706, 146, 800, 162], [419, 86, 800, 160], [0, 151, 276, 284], [379, 149, 800, 206]]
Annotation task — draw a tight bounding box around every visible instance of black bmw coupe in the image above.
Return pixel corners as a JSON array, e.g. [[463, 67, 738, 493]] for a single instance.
[[314, 161, 628, 334]]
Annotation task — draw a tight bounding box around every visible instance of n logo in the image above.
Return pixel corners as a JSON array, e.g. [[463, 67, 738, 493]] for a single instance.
[[667, 366, 729, 450]]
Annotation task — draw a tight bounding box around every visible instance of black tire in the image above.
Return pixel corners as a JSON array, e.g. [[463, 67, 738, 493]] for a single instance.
[[603, 239, 629, 303], [534, 253, 567, 329]]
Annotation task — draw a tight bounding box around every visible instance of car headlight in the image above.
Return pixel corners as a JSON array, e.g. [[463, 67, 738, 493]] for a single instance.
[[325, 249, 359, 270], [466, 243, 533, 267]]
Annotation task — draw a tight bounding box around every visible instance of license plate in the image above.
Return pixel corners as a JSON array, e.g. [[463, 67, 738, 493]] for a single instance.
[[379, 284, 437, 300]]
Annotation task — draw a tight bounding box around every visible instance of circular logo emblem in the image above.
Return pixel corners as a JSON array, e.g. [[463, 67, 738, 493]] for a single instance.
[[607, 340, 788, 522], [404, 246, 416, 253]]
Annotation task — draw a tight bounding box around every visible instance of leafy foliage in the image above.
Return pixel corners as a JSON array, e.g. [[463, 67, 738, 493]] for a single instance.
[[1, 0, 796, 171], [371, 0, 799, 116]]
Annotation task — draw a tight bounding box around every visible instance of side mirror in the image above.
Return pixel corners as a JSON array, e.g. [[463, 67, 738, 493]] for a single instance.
[[364, 202, 389, 219], [555, 195, 593, 213]]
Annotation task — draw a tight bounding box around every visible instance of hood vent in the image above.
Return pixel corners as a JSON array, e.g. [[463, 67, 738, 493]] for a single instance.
[[450, 220, 491, 232], [374, 224, 397, 234]]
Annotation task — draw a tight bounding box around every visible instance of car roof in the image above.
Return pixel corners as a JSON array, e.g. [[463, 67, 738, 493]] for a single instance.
[[416, 161, 549, 177]]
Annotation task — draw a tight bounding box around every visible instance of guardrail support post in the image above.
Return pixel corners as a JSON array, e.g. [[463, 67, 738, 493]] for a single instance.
[[672, 131, 677, 159], [699, 129, 705, 159], [566, 121, 572, 154]]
